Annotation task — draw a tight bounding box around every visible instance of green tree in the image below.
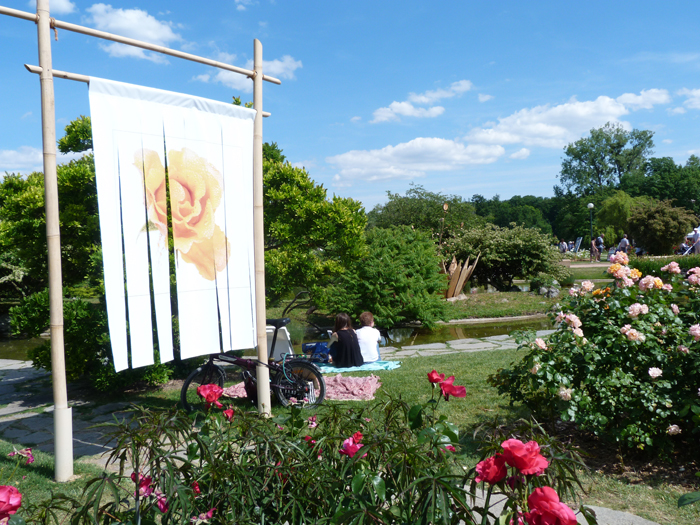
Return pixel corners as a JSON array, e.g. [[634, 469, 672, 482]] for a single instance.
[[367, 184, 481, 234], [596, 190, 651, 245], [558, 122, 654, 196], [442, 223, 566, 291], [57, 115, 93, 154], [263, 160, 367, 302], [627, 199, 696, 255], [320, 226, 447, 328]]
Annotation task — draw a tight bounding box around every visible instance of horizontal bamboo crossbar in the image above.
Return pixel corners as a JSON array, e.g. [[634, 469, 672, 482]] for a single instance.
[[1, 5, 281, 85], [24, 64, 271, 117]]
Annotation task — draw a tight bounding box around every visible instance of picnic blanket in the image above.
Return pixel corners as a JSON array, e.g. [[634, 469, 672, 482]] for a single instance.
[[221, 373, 382, 401], [317, 360, 401, 374]]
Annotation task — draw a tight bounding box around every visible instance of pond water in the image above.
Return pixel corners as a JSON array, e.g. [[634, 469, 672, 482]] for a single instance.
[[0, 317, 554, 362]]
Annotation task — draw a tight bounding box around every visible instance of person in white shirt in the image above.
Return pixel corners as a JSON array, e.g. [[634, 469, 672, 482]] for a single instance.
[[356, 311, 381, 363]]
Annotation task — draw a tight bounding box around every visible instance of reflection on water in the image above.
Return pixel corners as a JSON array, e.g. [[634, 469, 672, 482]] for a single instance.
[[382, 318, 553, 347], [0, 337, 46, 361]]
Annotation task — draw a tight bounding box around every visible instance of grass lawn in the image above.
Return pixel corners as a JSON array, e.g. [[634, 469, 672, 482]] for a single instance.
[[443, 291, 559, 320], [568, 265, 612, 281], [7, 348, 698, 524]]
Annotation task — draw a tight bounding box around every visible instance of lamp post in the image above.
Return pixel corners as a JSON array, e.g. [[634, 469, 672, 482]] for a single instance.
[[587, 203, 594, 247]]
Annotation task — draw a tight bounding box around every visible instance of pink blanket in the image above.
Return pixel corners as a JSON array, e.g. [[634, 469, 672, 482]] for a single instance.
[[222, 374, 381, 401]]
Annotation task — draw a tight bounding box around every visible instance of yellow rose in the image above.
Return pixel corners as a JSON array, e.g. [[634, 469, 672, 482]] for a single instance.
[[135, 148, 230, 281]]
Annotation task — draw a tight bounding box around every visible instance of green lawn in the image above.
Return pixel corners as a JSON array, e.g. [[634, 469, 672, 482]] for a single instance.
[[443, 291, 558, 320], [568, 265, 612, 281]]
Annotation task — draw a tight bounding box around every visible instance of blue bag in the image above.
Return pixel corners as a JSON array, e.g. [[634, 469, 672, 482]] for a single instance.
[[302, 341, 330, 363]]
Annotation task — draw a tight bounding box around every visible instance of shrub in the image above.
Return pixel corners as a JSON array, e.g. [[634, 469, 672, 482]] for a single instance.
[[490, 256, 700, 453], [627, 254, 700, 278], [10, 290, 174, 391], [319, 226, 447, 328], [627, 199, 695, 255], [442, 223, 570, 291]]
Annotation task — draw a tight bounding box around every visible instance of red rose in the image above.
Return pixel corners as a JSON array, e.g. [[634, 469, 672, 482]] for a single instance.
[[0, 485, 21, 520], [192, 481, 201, 495], [223, 409, 234, 421], [475, 454, 507, 484], [428, 370, 445, 383], [352, 432, 364, 443], [501, 439, 548, 475], [525, 487, 577, 525], [196, 384, 224, 409], [439, 376, 466, 400]]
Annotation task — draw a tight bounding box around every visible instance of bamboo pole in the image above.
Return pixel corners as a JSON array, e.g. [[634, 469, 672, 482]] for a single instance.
[[36, 0, 73, 482], [252, 39, 271, 416], [0, 6, 281, 85], [22, 65, 272, 117]]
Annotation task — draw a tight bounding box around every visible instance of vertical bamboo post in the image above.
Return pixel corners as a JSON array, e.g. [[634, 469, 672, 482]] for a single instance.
[[253, 38, 271, 415], [36, 0, 73, 481]]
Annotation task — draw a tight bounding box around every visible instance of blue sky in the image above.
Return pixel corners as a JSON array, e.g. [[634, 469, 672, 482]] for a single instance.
[[1, 0, 700, 211]]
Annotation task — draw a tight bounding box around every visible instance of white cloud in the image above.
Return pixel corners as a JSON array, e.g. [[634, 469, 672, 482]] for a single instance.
[[509, 148, 530, 160], [669, 107, 687, 115], [326, 137, 504, 185], [478, 94, 493, 102], [235, 0, 256, 10], [350, 116, 361, 122], [85, 4, 182, 63], [689, 149, 700, 155], [28, 0, 75, 14], [0, 146, 43, 173], [372, 80, 472, 123], [467, 89, 671, 149], [371, 102, 445, 123], [21, 111, 32, 120], [199, 54, 302, 93], [467, 96, 631, 148], [678, 88, 700, 109], [616, 89, 670, 110], [407, 80, 473, 104], [662, 139, 673, 144]]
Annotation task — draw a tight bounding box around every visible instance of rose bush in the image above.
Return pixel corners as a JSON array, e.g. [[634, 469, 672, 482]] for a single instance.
[[26, 372, 593, 525], [490, 254, 700, 452]]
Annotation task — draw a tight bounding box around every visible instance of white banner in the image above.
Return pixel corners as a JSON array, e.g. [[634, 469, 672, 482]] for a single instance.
[[89, 78, 256, 371]]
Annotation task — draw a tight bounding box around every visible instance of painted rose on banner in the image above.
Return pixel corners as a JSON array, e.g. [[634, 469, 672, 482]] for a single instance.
[[135, 148, 231, 281]]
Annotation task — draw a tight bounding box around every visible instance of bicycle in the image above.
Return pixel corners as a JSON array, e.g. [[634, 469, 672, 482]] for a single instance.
[[180, 317, 326, 413]]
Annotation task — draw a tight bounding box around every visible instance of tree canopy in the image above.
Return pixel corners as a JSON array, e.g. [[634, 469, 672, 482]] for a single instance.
[[558, 122, 654, 197]]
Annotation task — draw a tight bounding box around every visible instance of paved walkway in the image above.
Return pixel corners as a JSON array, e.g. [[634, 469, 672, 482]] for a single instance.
[[0, 331, 660, 524]]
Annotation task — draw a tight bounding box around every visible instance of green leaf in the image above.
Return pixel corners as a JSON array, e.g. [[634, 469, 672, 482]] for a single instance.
[[351, 472, 366, 495], [408, 405, 423, 430], [678, 492, 700, 507], [370, 475, 386, 501], [8, 515, 27, 525]]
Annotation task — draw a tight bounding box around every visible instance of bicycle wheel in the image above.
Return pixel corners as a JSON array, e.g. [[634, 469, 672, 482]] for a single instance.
[[273, 360, 326, 408], [181, 362, 226, 413]]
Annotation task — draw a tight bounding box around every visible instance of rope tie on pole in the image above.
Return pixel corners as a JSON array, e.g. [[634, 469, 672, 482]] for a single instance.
[[50, 17, 58, 40]]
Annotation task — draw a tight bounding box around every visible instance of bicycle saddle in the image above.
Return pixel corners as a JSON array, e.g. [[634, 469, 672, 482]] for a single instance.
[[266, 317, 291, 329]]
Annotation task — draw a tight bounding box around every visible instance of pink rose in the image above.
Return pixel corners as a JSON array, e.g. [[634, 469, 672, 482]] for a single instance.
[[196, 384, 224, 409], [525, 487, 577, 525], [0, 485, 22, 521], [427, 370, 445, 383], [440, 376, 467, 400], [500, 439, 549, 476], [690, 324, 700, 342], [475, 454, 507, 484], [661, 261, 681, 274], [671, 304, 680, 314], [534, 338, 547, 350]]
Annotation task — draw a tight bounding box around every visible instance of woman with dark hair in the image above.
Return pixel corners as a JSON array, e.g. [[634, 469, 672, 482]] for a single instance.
[[328, 313, 364, 368]]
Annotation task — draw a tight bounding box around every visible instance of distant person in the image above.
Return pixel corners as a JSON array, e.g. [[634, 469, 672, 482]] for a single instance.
[[559, 239, 568, 253], [328, 313, 364, 368], [617, 234, 630, 254], [693, 228, 700, 254], [590, 236, 599, 263], [595, 233, 605, 261], [680, 238, 691, 255], [356, 311, 381, 363], [568, 240, 575, 252]]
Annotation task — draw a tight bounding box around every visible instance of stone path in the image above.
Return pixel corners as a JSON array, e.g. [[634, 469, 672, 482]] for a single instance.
[[0, 332, 661, 525]]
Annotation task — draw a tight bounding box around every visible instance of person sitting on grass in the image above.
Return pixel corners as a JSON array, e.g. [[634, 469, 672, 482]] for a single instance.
[[356, 311, 381, 363], [328, 313, 364, 368]]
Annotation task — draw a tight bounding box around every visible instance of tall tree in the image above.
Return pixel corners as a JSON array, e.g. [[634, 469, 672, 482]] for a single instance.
[[558, 122, 654, 196]]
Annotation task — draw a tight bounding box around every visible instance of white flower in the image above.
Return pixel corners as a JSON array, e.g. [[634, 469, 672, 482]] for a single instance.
[[667, 424, 681, 435], [558, 387, 573, 401], [648, 367, 662, 379], [534, 338, 547, 350], [581, 280, 594, 293], [530, 363, 541, 374], [572, 328, 584, 338]]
